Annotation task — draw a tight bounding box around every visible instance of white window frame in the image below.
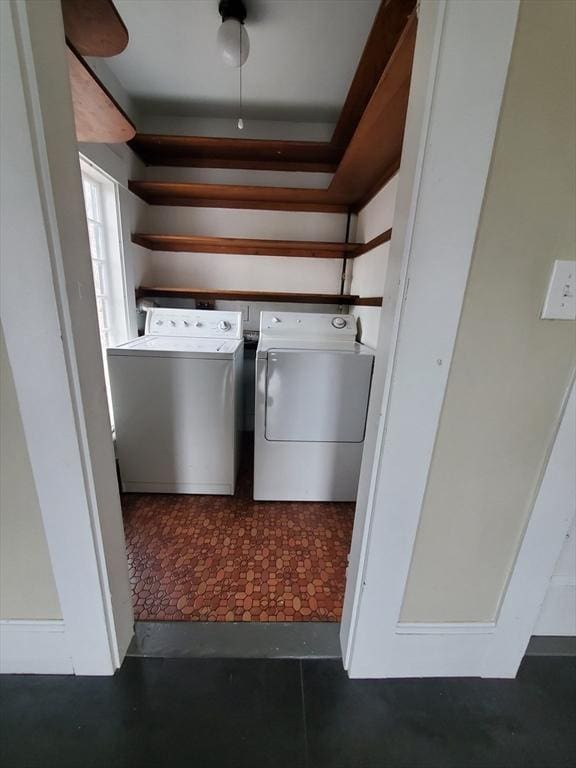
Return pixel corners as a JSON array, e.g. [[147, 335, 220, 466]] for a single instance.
[[80, 157, 130, 349], [80, 158, 130, 425]]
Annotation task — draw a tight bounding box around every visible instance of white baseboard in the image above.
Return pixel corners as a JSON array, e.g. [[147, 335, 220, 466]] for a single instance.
[[0, 620, 73, 674], [533, 579, 576, 637], [396, 622, 496, 635]]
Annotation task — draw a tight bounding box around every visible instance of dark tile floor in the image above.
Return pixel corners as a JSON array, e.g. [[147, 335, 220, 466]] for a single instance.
[[122, 446, 354, 622], [1, 656, 575, 768]]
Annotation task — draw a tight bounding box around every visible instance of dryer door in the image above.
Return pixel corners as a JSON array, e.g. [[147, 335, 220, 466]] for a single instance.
[[265, 349, 374, 443]]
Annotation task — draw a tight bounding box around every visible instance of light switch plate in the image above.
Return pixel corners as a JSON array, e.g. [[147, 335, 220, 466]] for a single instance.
[[541, 260, 576, 320]]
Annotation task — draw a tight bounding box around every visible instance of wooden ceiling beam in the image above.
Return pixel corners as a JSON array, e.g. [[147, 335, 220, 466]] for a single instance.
[[127, 0, 416, 174], [329, 13, 417, 208], [127, 7, 415, 212], [67, 44, 136, 143], [330, 0, 416, 151], [128, 135, 339, 173], [61, 0, 128, 57]]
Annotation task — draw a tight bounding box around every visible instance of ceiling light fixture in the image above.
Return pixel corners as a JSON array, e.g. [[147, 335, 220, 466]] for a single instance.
[[217, 0, 249, 130]]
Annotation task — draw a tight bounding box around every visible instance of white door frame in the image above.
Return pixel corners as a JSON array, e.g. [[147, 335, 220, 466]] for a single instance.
[[0, 0, 132, 675], [2, 0, 572, 678], [341, 0, 575, 678]]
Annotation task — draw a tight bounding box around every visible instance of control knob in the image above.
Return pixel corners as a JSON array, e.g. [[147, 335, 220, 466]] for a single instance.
[[331, 317, 347, 329], [218, 320, 231, 331]]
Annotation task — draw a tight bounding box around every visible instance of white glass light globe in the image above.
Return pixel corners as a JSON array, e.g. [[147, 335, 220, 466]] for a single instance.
[[217, 18, 249, 68]]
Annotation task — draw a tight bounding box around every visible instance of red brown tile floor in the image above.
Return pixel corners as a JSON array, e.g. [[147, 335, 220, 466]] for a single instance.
[[122, 446, 355, 622]]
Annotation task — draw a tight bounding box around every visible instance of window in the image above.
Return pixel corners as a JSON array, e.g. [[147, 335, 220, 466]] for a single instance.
[[80, 159, 129, 427], [83, 173, 113, 350]]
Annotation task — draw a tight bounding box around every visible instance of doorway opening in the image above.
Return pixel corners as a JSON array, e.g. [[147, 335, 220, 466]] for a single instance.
[[74, 0, 417, 641]]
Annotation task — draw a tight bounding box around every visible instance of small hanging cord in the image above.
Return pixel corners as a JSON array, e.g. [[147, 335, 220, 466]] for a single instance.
[[238, 24, 244, 129]]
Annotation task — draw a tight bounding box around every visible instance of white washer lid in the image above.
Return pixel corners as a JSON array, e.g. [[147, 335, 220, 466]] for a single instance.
[[107, 335, 242, 359]]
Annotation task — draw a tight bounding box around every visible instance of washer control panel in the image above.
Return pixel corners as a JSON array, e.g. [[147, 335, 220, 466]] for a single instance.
[[260, 311, 356, 341], [145, 308, 243, 339]]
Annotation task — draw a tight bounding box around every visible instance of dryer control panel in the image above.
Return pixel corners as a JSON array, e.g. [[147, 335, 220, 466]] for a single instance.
[[259, 311, 357, 342], [145, 308, 243, 339]]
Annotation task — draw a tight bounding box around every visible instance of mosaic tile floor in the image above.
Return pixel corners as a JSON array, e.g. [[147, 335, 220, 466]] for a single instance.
[[122, 451, 355, 622]]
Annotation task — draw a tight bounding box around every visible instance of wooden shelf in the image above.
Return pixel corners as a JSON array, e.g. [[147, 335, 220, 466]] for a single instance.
[[135, 286, 382, 307], [132, 229, 392, 259], [352, 228, 392, 255], [136, 287, 353, 305], [353, 296, 384, 307], [133, 234, 358, 259]]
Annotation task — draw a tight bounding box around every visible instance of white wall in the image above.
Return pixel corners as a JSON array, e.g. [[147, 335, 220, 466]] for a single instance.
[[142, 165, 333, 190], [351, 176, 398, 347], [0, 327, 61, 620], [137, 114, 335, 142], [144, 204, 347, 240], [141, 251, 343, 294], [85, 58, 140, 125], [139, 195, 349, 299]]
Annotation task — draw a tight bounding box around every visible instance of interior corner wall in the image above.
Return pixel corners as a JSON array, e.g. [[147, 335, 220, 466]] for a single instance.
[[400, 0, 576, 624], [0, 326, 62, 620], [84, 58, 140, 126], [350, 175, 398, 347]]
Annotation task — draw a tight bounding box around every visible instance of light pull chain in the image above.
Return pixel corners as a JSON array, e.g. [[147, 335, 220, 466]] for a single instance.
[[237, 23, 244, 130]]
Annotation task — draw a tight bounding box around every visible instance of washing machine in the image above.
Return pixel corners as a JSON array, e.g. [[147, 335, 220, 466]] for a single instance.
[[108, 308, 243, 495], [254, 311, 374, 501]]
